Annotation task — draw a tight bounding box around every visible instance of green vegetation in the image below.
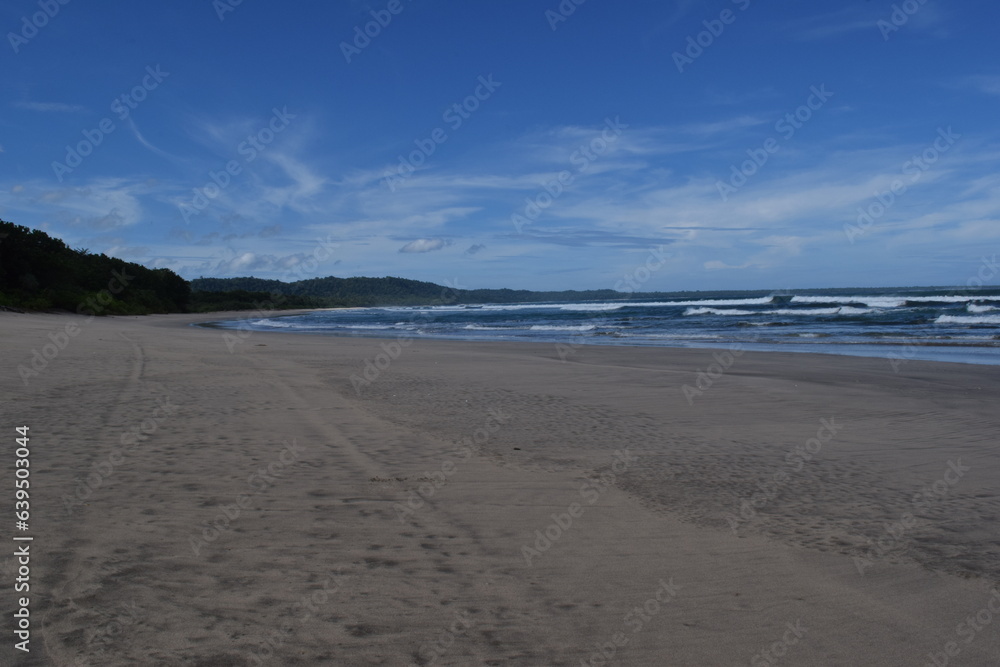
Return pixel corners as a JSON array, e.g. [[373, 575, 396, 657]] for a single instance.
[[0, 220, 189, 314], [189, 276, 627, 306], [186, 290, 334, 313]]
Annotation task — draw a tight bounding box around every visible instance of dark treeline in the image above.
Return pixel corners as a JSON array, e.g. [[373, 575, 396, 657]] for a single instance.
[[0, 220, 189, 314], [190, 276, 629, 306], [186, 290, 332, 313]]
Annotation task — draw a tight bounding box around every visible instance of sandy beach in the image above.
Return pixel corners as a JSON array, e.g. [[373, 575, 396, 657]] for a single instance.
[[2, 310, 999, 666]]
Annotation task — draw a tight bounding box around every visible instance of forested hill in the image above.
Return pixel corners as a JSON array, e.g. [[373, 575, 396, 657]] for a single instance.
[[189, 276, 624, 306], [0, 220, 189, 314]]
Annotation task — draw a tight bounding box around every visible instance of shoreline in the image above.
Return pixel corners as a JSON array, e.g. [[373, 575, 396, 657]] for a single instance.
[[3, 311, 999, 665], [198, 308, 1000, 367]]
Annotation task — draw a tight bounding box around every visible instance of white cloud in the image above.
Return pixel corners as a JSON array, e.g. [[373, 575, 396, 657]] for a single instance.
[[705, 260, 754, 270], [399, 238, 446, 253]]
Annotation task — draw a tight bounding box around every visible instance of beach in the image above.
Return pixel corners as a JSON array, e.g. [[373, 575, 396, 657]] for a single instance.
[[3, 310, 1000, 666]]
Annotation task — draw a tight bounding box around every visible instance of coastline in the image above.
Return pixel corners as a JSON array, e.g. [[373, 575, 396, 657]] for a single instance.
[[3, 311, 999, 665], [202, 307, 1000, 367]]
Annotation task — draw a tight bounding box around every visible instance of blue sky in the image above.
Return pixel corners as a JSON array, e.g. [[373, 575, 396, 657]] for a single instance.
[[2, 0, 998, 291]]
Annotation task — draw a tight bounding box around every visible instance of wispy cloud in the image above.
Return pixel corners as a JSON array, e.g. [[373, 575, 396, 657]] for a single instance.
[[789, 16, 875, 41], [782, 6, 949, 42], [3, 111, 999, 289], [126, 118, 185, 164], [682, 116, 769, 136], [13, 101, 86, 113], [5, 178, 147, 230], [513, 229, 675, 249], [959, 75, 1000, 97]]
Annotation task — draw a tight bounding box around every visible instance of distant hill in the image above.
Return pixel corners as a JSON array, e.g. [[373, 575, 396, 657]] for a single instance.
[[189, 276, 628, 307]]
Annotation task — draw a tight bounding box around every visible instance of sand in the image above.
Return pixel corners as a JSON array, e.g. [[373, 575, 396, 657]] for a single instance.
[[2, 310, 999, 666]]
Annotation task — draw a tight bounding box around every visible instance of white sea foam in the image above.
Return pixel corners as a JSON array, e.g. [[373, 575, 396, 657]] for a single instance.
[[250, 319, 296, 328], [684, 307, 755, 316], [557, 303, 625, 312], [791, 295, 905, 308], [968, 304, 999, 313], [616, 332, 724, 339], [529, 324, 597, 332], [650, 297, 776, 307], [685, 306, 873, 317], [905, 296, 996, 303], [463, 324, 518, 331], [935, 315, 1000, 325], [793, 294, 1000, 309], [383, 296, 788, 313], [340, 324, 398, 330], [767, 308, 842, 316]]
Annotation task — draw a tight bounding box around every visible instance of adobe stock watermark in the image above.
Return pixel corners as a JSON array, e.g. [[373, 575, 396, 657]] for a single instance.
[[82, 601, 142, 664], [247, 569, 351, 665], [180, 106, 296, 223], [348, 278, 465, 391], [51, 65, 170, 182], [615, 245, 670, 293], [188, 439, 307, 557], [673, 0, 752, 73], [213, 0, 247, 21], [393, 408, 510, 523], [680, 344, 746, 404], [958, 254, 999, 294], [889, 254, 996, 372], [408, 611, 474, 667], [521, 448, 637, 566], [7, 0, 72, 54], [877, 0, 929, 41], [555, 244, 669, 363], [17, 268, 136, 386], [545, 0, 588, 31], [749, 619, 808, 667], [340, 0, 413, 63], [716, 84, 834, 201], [725, 418, 843, 534], [844, 126, 960, 244], [382, 75, 502, 192], [581, 578, 683, 667], [924, 588, 1000, 667], [221, 235, 340, 353], [853, 458, 970, 575], [63, 395, 179, 515], [511, 116, 628, 233]]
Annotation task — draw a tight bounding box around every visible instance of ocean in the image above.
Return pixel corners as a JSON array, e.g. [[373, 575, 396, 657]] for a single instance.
[[211, 286, 1000, 366]]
